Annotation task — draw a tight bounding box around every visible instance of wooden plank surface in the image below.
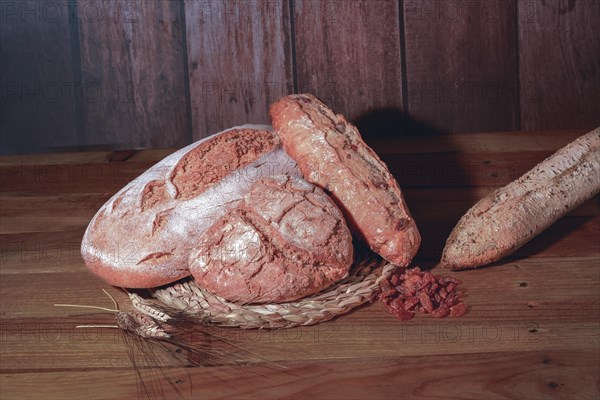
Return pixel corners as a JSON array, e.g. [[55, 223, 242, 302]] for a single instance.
[[403, 0, 519, 133], [0, 130, 598, 399], [518, 0, 600, 130], [77, 0, 190, 149], [0, 0, 80, 155], [293, 0, 403, 129], [184, 0, 294, 138], [2, 350, 598, 400]]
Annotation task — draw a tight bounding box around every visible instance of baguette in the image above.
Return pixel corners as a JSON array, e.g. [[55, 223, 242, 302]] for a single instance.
[[81, 125, 300, 288], [441, 128, 600, 270], [269, 94, 421, 266]]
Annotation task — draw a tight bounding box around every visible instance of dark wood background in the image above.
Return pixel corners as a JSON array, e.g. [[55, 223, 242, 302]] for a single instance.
[[1, 0, 599, 155]]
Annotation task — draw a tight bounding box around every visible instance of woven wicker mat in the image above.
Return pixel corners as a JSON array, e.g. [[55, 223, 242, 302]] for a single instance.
[[128, 250, 396, 329]]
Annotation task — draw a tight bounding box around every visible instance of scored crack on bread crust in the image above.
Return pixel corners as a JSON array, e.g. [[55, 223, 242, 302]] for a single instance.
[[189, 175, 353, 303], [81, 125, 300, 288], [170, 129, 279, 200], [270, 94, 420, 266]]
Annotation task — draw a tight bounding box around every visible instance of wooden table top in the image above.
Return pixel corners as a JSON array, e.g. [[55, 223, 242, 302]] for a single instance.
[[1, 129, 598, 400]]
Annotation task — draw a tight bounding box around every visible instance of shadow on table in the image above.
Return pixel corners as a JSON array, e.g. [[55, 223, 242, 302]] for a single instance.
[[352, 107, 483, 268], [354, 107, 445, 138]]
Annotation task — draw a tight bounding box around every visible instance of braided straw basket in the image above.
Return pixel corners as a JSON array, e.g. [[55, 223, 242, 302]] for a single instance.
[[127, 249, 396, 329]]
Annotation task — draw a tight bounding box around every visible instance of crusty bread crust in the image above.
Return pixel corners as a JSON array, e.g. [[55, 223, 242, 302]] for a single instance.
[[189, 175, 353, 303], [269, 94, 421, 266], [81, 126, 300, 288], [441, 128, 600, 270]]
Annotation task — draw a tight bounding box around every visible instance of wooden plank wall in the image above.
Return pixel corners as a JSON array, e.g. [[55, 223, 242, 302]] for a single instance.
[[293, 0, 404, 123], [518, 0, 600, 130], [77, 0, 190, 149], [403, 0, 519, 133], [1, 0, 599, 155], [184, 0, 294, 139], [0, 0, 80, 154]]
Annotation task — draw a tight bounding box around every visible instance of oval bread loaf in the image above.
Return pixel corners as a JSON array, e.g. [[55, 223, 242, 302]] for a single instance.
[[441, 128, 600, 269], [269, 94, 421, 267], [189, 175, 353, 303], [81, 125, 300, 288]]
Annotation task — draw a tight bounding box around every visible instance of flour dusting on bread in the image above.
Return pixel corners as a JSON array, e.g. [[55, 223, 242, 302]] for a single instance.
[[189, 175, 353, 303]]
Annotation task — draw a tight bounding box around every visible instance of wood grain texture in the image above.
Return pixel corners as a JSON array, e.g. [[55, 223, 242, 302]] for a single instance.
[[293, 0, 403, 125], [0, 160, 160, 195], [403, 0, 519, 133], [184, 0, 294, 138], [0, 130, 598, 399], [0, 0, 80, 155], [1, 351, 599, 399], [3, 1, 600, 158], [518, 0, 600, 130], [77, 0, 189, 149]]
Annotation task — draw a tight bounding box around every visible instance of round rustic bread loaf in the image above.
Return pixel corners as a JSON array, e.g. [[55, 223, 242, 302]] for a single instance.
[[81, 125, 300, 288], [189, 175, 354, 303]]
